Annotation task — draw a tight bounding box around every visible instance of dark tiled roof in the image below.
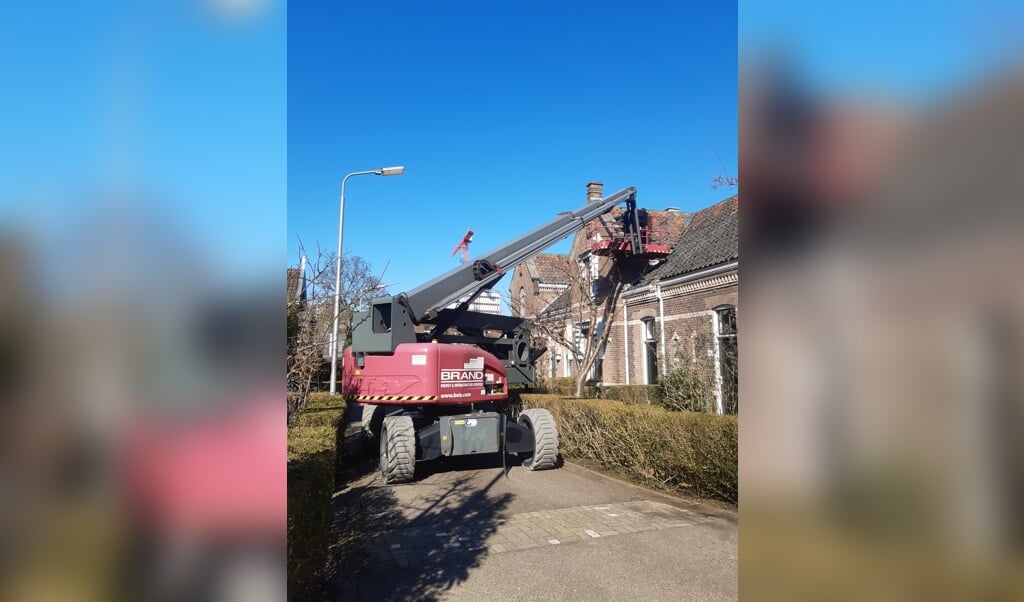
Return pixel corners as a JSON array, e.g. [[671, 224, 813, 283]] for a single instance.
[[641, 195, 738, 283], [529, 253, 572, 285], [538, 286, 572, 318], [659, 209, 693, 245]]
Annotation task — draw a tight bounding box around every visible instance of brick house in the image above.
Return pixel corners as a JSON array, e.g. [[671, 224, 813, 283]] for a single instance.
[[617, 195, 738, 412], [510, 253, 572, 319], [509, 182, 738, 413]]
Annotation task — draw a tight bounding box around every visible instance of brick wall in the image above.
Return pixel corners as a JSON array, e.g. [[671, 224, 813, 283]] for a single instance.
[[509, 263, 568, 319], [613, 269, 738, 387], [510, 248, 738, 390]]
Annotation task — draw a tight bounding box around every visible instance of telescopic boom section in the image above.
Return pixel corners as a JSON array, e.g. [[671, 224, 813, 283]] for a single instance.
[[402, 186, 636, 320]]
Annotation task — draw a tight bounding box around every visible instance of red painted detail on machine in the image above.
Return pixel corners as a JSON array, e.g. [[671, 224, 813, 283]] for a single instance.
[[342, 343, 508, 406], [588, 212, 671, 258]]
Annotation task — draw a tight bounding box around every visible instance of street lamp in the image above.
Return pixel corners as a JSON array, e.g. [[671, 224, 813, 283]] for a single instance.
[[329, 166, 405, 394]]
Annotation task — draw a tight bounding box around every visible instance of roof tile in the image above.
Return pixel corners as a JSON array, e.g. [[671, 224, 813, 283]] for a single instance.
[[528, 253, 572, 285], [641, 195, 738, 282]]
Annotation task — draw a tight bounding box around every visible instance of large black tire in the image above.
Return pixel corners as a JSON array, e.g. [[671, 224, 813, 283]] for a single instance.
[[362, 405, 387, 456], [380, 415, 416, 484], [518, 408, 559, 471]]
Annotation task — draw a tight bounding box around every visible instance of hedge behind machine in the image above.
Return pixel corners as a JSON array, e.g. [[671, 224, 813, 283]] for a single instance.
[[342, 187, 648, 483]]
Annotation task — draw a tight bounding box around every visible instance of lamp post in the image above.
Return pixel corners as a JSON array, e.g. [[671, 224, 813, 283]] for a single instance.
[[329, 166, 405, 394]]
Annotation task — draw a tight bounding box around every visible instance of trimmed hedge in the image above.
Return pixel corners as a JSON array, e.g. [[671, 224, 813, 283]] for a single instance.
[[519, 394, 737, 503], [287, 394, 346, 599], [533, 378, 670, 408], [538, 377, 578, 397], [595, 384, 661, 405]]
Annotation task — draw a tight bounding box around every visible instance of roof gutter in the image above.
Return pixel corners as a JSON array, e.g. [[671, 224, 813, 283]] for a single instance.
[[622, 260, 738, 298]]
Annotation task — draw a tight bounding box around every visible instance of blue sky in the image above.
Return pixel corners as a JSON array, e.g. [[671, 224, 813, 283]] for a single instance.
[[1, 1, 286, 283], [739, 2, 1024, 102], [4, 1, 1019, 300], [287, 1, 738, 298]]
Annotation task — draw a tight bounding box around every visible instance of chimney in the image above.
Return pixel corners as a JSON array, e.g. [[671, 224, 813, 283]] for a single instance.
[[586, 181, 604, 203]]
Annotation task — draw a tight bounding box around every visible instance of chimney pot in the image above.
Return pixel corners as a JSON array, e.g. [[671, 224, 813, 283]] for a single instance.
[[586, 181, 604, 203]]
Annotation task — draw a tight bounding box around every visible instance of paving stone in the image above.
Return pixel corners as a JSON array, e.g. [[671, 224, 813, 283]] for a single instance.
[[353, 499, 717, 564]]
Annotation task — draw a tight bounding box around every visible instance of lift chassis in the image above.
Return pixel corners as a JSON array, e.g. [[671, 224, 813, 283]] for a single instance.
[[342, 187, 640, 483]]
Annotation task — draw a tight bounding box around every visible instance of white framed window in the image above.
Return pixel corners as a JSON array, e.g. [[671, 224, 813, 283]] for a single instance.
[[641, 317, 658, 385], [573, 321, 590, 365], [547, 336, 555, 378], [587, 319, 605, 382], [714, 305, 738, 413], [578, 252, 599, 298], [564, 323, 573, 377]]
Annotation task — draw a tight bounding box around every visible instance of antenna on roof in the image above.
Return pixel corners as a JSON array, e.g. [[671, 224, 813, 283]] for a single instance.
[[710, 145, 738, 189]]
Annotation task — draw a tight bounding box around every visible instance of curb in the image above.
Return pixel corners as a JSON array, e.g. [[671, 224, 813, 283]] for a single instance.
[[561, 460, 738, 522]]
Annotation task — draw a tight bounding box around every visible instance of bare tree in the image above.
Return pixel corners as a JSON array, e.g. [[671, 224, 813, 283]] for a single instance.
[[287, 240, 388, 411], [525, 256, 636, 398]]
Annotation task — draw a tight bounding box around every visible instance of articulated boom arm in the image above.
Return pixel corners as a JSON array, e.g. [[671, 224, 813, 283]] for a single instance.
[[351, 187, 637, 383], [403, 186, 636, 320]]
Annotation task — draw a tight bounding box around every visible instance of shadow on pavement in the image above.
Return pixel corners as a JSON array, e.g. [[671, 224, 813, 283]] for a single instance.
[[418, 449, 525, 477], [322, 451, 516, 601]]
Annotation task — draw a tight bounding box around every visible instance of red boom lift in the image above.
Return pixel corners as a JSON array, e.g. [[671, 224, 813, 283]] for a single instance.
[[343, 187, 647, 483]]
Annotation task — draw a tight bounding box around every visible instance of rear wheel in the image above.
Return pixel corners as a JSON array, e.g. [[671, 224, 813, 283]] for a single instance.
[[380, 415, 416, 484], [518, 408, 558, 470], [363, 405, 387, 456]]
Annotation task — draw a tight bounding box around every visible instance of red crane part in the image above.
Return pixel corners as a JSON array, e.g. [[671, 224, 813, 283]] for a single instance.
[[450, 229, 474, 263]]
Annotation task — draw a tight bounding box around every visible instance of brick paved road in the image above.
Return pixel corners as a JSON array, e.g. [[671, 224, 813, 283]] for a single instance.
[[366, 499, 713, 569], [329, 454, 736, 601]]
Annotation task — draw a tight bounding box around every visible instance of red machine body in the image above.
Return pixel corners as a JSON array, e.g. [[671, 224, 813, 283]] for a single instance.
[[342, 343, 507, 406]]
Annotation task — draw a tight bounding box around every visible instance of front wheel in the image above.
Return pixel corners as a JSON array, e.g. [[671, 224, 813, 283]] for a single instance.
[[380, 415, 415, 484], [518, 408, 559, 470]]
